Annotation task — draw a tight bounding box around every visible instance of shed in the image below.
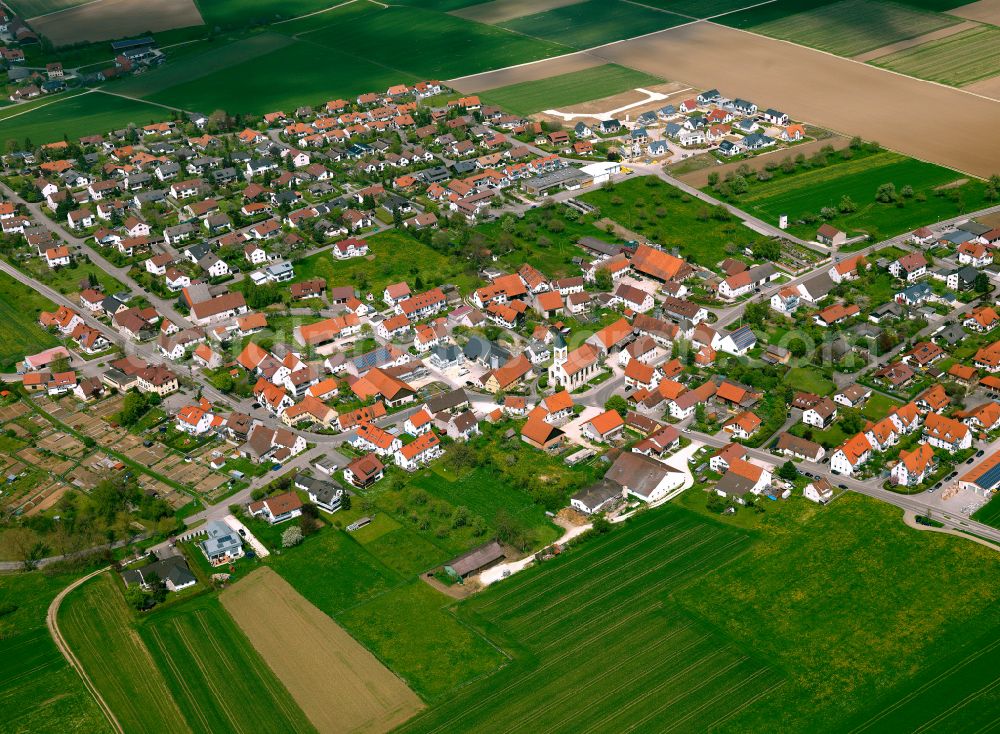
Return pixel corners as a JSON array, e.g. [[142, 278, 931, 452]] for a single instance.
[[446, 540, 506, 579]]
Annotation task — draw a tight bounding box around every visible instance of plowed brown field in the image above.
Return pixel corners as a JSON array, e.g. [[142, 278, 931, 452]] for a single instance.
[[221, 568, 423, 734]]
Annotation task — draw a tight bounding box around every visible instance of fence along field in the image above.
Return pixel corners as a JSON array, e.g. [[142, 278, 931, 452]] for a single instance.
[[221, 567, 423, 734], [398, 508, 777, 733]]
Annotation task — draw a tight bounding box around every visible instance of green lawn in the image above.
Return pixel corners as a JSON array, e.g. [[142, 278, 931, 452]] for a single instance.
[[861, 392, 902, 421], [480, 64, 663, 117], [500, 0, 685, 49], [0, 571, 110, 734], [20, 257, 125, 297], [0, 270, 60, 372], [292, 229, 478, 296], [581, 176, 770, 269], [789, 420, 849, 449], [746, 0, 959, 57], [783, 366, 836, 395], [871, 25, 1000, 86], [716, 149, 994, 241], [0, 91, 171, 149], [291, 3, 568, 79], [140, 596, 315, 733]]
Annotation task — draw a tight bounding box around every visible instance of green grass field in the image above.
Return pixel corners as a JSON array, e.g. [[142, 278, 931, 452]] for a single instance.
[[745, 0, 959, 57], [581, 176, 769, 268], [672, 494, 1000, 731], [60, 571, 314, 733], [972, 493, 1000, 528], [842, 622, 1000, 732], [140, 596, 316, 733], [0, 91, 171, 150], [480, 64, 663, 116], [719, 0, 838, 28], [411, 465, 559, 546], [19, 257, 124, 297], [394, 0, 490, 8], [149, 38, 411, 115], [719, 0, 969, 30], [293, 230, 478, 296], [0, 571, 110, 734], [59, 573, 190, 733], [292, 3, 567, 79], [0, 270, 60, 372], [474, 205, 624, 279], [398, 506, 772, 732], [401, 493, 1000, 731], [500, 0, 684, 49], [716, 150, 994, 241], [632, 0, 775, 17], [113, 32, 293, 99], [783, 366, 836, 395], [270, 528, 506, 699], [196, 0, 331, 28], [871, 25, 1000, 86]]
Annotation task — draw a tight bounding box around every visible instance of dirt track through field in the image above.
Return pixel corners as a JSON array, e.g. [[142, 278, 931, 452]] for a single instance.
[[47, 568, 124, 734], [590, 21, 1000, 178], [220, 567, 423, 734], [30, 0, 203, 46], [853, 20, 979, 62]]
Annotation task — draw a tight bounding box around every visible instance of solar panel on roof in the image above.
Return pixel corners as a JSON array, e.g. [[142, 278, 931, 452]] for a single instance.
[[975, 463, 1000, 490], [729, 326, 756, 349]]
